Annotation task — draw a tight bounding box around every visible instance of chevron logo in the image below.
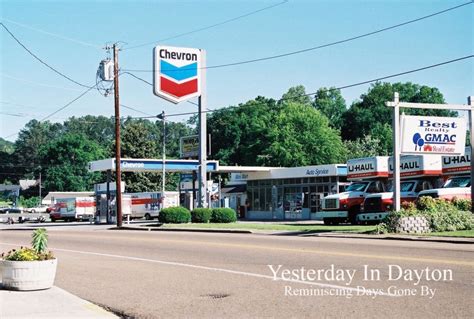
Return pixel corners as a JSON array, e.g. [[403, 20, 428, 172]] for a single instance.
[[153, 46, 202, 104]]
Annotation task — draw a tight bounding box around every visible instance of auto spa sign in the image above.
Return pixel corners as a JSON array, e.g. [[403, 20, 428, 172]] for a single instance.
[[153, 46, 202, 104], [401, 115, 467, 155]]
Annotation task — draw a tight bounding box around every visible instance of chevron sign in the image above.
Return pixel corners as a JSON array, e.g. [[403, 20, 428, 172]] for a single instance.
[[153, 46, 202, 104]]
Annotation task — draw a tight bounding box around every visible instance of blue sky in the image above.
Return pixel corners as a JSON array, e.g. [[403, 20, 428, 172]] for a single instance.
[[1, 0, 472, 141]]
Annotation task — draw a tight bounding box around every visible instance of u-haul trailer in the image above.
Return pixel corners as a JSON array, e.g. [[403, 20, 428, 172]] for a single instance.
[[319, 156, 389, 225], [358, 155, 442, 222], [418, 147, 471, 200]]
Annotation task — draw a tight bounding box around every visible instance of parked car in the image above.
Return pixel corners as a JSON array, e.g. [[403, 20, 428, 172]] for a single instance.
[[26, 205, 50, 214]]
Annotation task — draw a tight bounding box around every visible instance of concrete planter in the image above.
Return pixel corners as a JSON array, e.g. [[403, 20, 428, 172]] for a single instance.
[[1, 258, 57, 291]]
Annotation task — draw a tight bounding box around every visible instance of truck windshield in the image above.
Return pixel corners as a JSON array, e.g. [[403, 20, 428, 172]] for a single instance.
[[387, 181, 415, 192], [443, 177, 471, 188], [346, 182, 369, 192]]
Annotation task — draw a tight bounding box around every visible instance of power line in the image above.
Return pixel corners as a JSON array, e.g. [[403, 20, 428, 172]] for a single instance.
[[123, 1, 473, 72], [120, 103, 153, 116], [39, 84, 98, 122], [1, 72, 83, 91], [127, 54, 474, 119], [122, 0, 288, 51], [1, 18, 102, 49], [0, 22, 92, 88]]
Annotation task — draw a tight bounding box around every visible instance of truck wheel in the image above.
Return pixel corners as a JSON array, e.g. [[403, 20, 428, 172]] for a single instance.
[[348, 207, 360, 225], [323, 218, 332, 225], [144, 213, 152, 220]]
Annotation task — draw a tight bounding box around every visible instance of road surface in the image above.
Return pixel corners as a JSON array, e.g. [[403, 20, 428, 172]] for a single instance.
[[1, 227, 472, 318]]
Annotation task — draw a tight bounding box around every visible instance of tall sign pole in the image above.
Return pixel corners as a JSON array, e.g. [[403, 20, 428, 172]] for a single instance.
[[392, 92, 401, 211], [113, 44, 123, 227], [198, 50, 208, 207], [469, 96, 473, 213]]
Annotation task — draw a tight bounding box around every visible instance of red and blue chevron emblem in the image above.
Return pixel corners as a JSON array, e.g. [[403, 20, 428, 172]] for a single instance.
[[153, 46, 202, 104]]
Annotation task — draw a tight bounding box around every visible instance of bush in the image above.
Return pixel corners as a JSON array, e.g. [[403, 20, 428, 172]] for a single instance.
[[452, 198, 472, 212], [158, 207, 191, 224], [1, 229, 54, 261], [191, 208, 212, 223], [375, 197, 474, 233], [211, 208, 237, 223]]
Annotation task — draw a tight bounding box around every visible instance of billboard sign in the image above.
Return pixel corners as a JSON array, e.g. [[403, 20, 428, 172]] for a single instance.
[[180, 135, 199, 158], [401, 115, 466, 155], [153, 46, 202, 104]]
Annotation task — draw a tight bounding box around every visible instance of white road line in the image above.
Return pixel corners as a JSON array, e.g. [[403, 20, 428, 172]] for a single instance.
[[0, 242, 396, 297]]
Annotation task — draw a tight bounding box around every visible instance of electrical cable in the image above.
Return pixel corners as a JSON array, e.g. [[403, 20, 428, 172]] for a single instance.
[[1, 18, 102, 49], [123, 1, 473, 72], [126, 54, 474, 119], [0, 23, 93, 88], [122, 0, 288, 51]]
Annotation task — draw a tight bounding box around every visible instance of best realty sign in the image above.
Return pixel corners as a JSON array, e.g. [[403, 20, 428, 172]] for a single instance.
[[401, 115, 467, 155], [153, 46, 202, 104]]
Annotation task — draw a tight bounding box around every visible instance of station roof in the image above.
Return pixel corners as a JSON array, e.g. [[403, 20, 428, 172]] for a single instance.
[[88, 158, 276, 173]]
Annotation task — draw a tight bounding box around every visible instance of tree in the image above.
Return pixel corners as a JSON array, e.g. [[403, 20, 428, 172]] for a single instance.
[[0, 137, 14, 154], [38, 133, 105, 192], [260, 102, 346, 166], [64, 115, 114, 153], [280, 85, 312, 106], [343, 135, 384, 160], [341, 82, 453, 154], [312, 87, 346, 130]]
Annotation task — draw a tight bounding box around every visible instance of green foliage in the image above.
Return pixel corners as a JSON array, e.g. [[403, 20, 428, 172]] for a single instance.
[[262, 102, 346, 166], [376, 197, 473, 233], [451, 198, 472, 211], [2, 247, 54, 261], [280, 85, 312, 105], [0, 137, 14, 154], [32, 228, 48, 254], [191, 208, 213, 223], [38, 133, 105, 192], [211, 208, 237, 223], [312, 87, 346, 130], [19, 196, 40, 208], [2, 229, 54, 261], [159, 207, 191, 224], [343, 135, 383, 160]]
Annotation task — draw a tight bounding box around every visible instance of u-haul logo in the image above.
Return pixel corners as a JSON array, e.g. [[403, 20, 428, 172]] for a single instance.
[[153, 46, 202, 104]]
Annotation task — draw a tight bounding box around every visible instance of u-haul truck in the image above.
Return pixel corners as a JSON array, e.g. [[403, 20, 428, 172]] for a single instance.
[[50, 197, 95, 222], [124, 192, 179, 220], [319, 156, 389, 225], [418, 147, 471, 200], [358, 155, 442, 222]]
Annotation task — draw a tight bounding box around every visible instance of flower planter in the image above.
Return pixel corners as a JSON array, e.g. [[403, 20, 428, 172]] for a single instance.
[[1, 258, 57, 291]]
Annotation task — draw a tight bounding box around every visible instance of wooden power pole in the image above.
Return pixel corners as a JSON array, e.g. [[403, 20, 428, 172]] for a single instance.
[[113, 44, 122, 227]]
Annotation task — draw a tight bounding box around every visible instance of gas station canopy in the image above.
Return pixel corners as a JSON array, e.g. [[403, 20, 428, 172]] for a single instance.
[[88, 158, 275, 174]]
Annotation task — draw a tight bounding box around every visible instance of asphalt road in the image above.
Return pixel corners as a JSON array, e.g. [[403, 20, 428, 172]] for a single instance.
[[1, 227, 473, 318]]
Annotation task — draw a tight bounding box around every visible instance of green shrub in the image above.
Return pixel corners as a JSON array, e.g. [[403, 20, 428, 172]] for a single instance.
[[452, 198, 472, 212], [211, 208, 237, 223], [376, 198, 474, 233], [191, 208, 212, 223], [159, 207, 191, 224], [1, 229, 54, 261]]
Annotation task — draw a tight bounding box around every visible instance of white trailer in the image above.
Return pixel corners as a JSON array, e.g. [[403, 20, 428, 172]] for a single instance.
[[124, 192, 179, 220], [50, 197, 95, 222]]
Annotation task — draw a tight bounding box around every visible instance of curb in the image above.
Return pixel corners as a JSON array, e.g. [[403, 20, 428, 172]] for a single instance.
[[304, 233, 474, 244], [110, 226, 253, 234]]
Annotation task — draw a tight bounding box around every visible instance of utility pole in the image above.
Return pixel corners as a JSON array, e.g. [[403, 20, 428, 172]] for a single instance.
[[113, 43, 123, 227], [157, 111, 166, 198], [39, 171, 42, 202]]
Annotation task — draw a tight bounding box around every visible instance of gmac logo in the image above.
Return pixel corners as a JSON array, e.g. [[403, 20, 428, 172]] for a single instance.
[[411, 120, 457, 153]]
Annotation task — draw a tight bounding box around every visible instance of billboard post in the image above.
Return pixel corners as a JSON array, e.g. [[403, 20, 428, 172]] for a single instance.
[[198, 50, 207, 207], [392, 93, 401, 212], [469, 96, 473, 213]]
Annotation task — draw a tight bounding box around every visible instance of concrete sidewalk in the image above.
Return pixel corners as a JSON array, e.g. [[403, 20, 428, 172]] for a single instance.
[[0, 284, 118, 318]]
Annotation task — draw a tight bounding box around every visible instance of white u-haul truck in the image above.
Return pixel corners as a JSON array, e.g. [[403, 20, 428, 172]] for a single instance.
[[358, 155, 442, 223], [124, 192, 179, 220], [319, 156, 389, 225], [418, 147, 471, 200], [50, 197, 95, 222]]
